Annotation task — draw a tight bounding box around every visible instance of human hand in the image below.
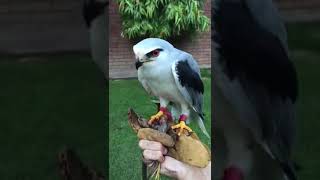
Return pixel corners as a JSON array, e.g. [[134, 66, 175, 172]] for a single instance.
[[139, 139, 211, 180]]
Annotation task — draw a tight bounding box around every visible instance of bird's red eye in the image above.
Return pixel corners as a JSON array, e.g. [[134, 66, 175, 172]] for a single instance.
[[152, 50, 160, 57]]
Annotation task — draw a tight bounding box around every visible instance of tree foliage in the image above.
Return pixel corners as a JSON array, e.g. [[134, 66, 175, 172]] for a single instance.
[[117, 0, 210, 39]]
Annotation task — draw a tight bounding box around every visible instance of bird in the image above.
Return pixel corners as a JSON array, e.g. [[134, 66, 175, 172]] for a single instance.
[[133, 38, 210, 138], [212, 0, 298, 180], [82, 0, 108, 79]]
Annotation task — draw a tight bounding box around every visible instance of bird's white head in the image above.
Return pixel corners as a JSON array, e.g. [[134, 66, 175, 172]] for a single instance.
[[133, 38, 174, 69]]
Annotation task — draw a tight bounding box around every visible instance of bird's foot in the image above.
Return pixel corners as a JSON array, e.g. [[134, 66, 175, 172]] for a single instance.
[[148, 107, 172, 125], [148, 111, 163, 125], [171, 115, 192, 136], [223, 166, 244, 180]]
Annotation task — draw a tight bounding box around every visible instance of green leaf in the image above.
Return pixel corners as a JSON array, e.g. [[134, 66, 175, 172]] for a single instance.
[[117, 0, 209, 39]]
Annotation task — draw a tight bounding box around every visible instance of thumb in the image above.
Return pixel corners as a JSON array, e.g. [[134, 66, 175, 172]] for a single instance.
[[160, 157, 212, 180], [160, 156, 187, 179]]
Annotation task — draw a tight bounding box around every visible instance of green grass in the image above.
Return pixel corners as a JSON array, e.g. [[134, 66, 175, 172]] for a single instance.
[[0, 54, 106, 179], [287, 22, 320, 180], [293, 53, 320, 180], [109, 71, 211, 180], [287, 22, 320, 52]]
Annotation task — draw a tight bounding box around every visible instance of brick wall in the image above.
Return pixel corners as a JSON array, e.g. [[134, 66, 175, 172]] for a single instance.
[[276, 0, 320, 10], [0, 0, 89, 53], [276, 0, 320, 22], [109, 0, 211, 79]]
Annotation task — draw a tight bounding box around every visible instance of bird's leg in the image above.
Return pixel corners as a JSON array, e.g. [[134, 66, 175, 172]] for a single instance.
[[171, 105, 193, 136], [148, 98, 172, 125], [148, 107, 172, 125], [171, 114, 193, 136]]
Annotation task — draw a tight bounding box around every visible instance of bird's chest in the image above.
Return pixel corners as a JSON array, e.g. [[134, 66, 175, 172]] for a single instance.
[[138, 63, 177, 98]]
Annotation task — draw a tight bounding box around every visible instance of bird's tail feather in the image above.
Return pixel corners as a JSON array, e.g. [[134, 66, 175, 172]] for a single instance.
[[281, 162, 297, 180], [197, 117, 210, 139]]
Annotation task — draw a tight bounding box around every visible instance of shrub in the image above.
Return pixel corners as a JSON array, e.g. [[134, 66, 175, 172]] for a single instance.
[[117, 0, 210, 39]]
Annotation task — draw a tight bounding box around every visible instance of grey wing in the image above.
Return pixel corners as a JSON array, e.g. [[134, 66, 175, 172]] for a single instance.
[[213, 65, 263, 139], [171, 55, 204, 117], [247, 83, 296, 162], [214, 65, 296, 173]]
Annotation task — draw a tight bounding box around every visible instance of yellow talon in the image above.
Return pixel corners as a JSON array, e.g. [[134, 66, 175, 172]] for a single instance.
[[148, 111, 164, 125], [171, 121, 193, 136]]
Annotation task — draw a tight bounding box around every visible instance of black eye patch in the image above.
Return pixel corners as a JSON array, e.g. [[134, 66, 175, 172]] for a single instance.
[[146, 48, 163, 58]]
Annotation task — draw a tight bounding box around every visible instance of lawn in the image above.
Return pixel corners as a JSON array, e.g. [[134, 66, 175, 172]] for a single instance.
[[0, 53, 106, 179], [108, 70, 212, 180], [287, 22, 320, 180]]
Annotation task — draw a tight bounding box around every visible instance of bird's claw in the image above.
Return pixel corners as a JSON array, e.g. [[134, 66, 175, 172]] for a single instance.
[[171, 121, 193, 136], [148, 111, 164, 125]]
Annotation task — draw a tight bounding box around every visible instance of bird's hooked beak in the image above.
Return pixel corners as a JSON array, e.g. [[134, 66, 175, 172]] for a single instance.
[[135, 55, 153, 70], [135, 54, 143, 70], [135, 60, 143, 70]]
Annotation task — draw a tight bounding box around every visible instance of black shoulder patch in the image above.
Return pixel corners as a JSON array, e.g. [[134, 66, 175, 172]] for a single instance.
[[176, 61, 204, 94]]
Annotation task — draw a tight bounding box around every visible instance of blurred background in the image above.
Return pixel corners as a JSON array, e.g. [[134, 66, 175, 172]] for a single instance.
[[274, 1, 320, 179], [0, 0, 88, 53], [0, 0, 106, 179]]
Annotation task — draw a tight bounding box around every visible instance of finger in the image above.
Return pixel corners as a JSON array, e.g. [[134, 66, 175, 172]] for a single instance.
[[160, 156, 185, 179], [143, 150, 165, 163], [139, 140, 167, 154], [142, 157, 153, 165]]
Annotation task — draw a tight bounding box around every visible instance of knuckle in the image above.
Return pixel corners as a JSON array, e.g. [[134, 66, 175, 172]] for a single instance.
[[143, 150, 162, 161], [153, 142, 162, 150], [138, 140, 145, 149], [139, 140, 149, 149]]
